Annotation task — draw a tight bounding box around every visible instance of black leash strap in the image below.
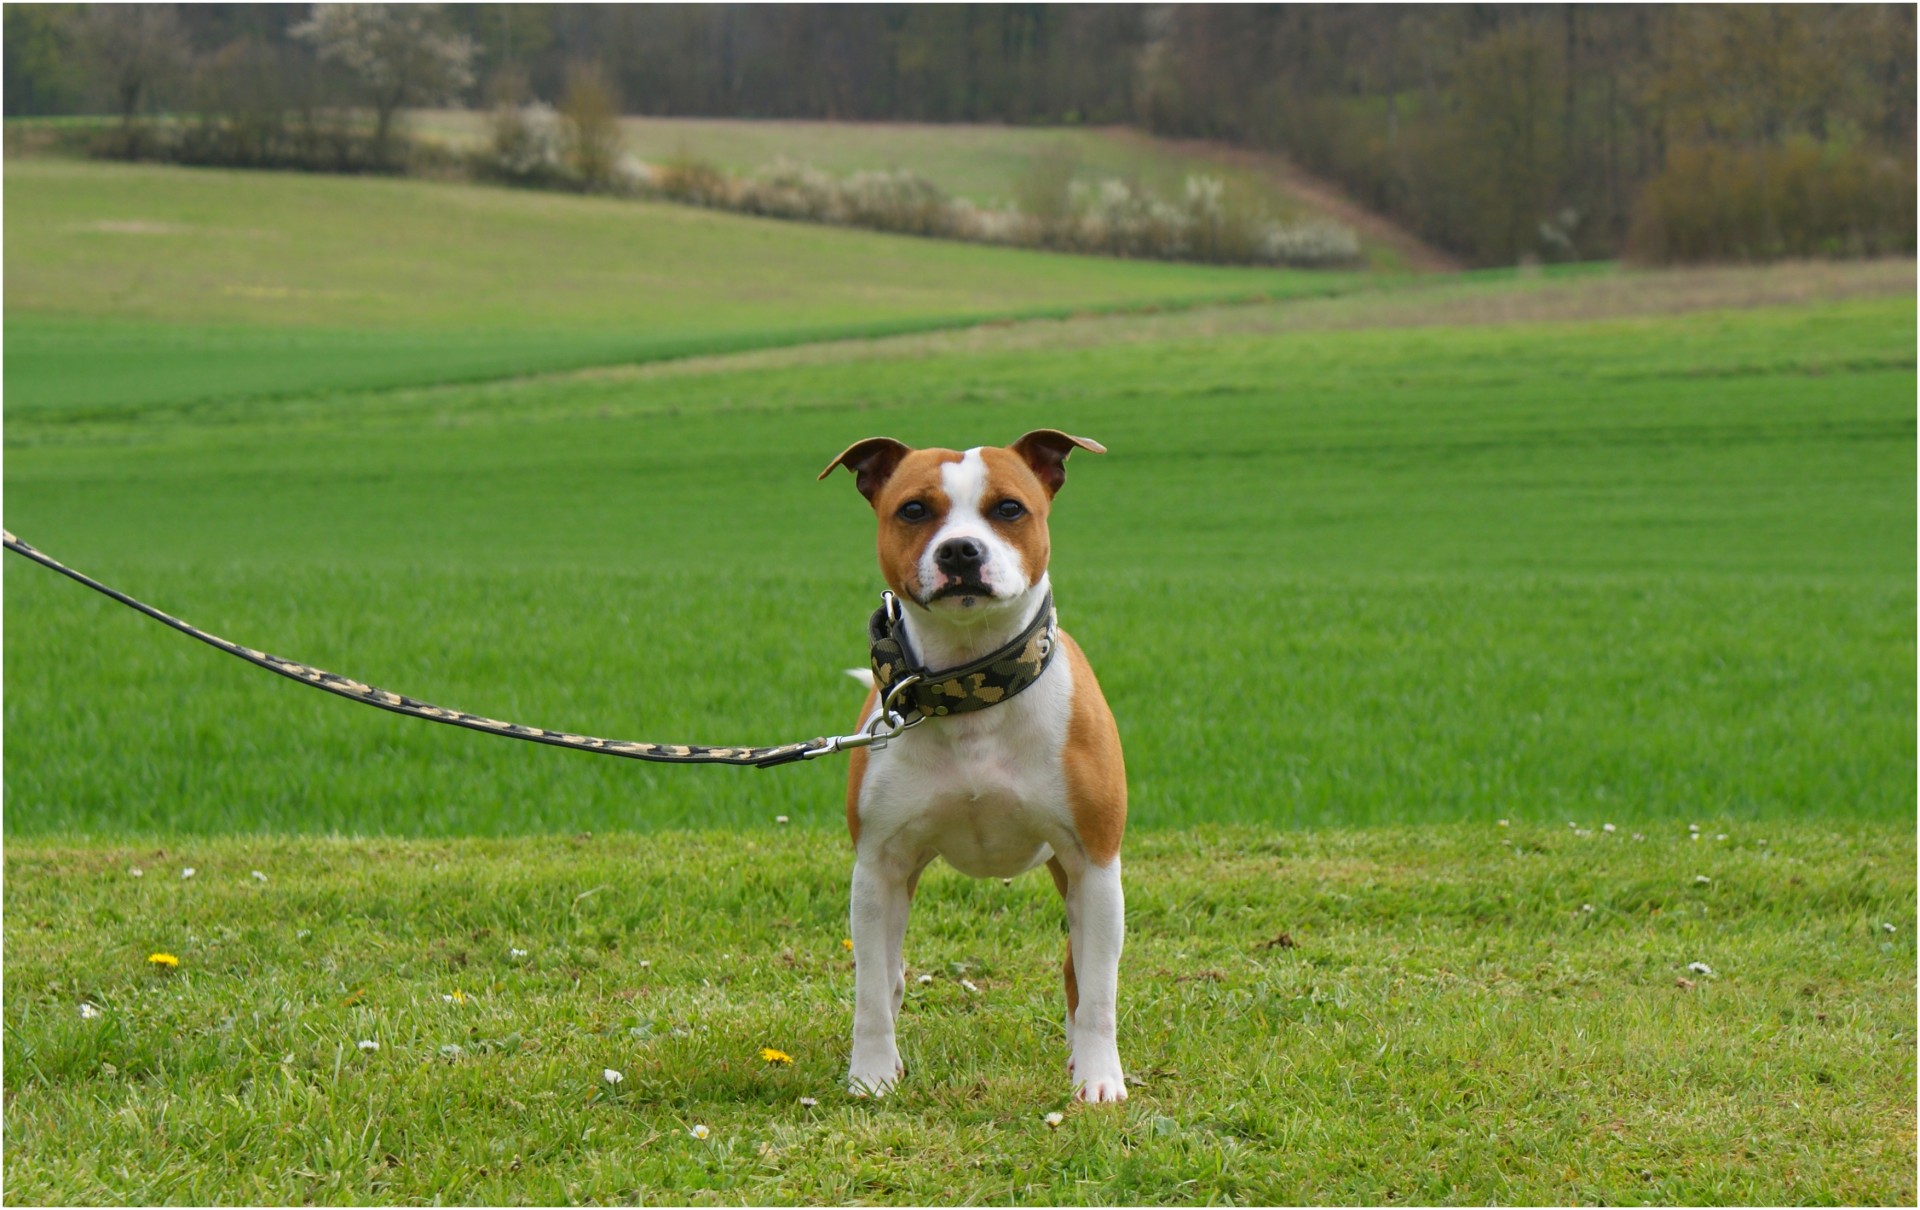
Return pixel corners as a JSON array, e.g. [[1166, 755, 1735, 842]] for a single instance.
[[2, 530, 828, 768]]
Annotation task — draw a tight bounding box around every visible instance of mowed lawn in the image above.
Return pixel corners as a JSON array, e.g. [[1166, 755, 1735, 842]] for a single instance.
[[5, 825, 1911, 1204], [3, 160, 1914, 1202]]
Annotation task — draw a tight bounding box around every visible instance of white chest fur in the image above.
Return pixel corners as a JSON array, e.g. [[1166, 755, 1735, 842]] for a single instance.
[[855, 639, 1077, 879]]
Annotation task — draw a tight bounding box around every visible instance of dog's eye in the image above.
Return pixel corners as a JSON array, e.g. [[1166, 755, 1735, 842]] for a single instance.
[[897, 501, 931, 523], [993, 499, 1026, 521]]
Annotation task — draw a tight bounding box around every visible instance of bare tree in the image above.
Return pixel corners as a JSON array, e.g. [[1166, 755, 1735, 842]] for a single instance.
[[81, 4, 188, 142], [292, 3, 475, 164]]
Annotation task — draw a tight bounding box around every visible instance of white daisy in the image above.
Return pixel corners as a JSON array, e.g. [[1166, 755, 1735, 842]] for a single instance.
[[603, 1068, 623, 1085], [1044, 1111, 1065, 1128], [689, 1124, 710, 1140], [1688, 962, 1713, 976], [357, 1039, 379, 1052]]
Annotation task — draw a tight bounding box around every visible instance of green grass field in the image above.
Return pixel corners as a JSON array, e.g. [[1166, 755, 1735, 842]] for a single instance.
[[4, 158, 1914, 1203], [414, 112, 1345, 218], [4, 157, 1366, 413], [5, 825, 1911, 1204], [408, 111, 1443, 270]]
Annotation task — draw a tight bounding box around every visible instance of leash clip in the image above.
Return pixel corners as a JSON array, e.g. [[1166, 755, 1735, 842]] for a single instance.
[[803, 674, 924, 759]]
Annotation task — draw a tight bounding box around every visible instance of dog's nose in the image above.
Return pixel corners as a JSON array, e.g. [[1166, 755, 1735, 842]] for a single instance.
[[935, 537, 984, 573]]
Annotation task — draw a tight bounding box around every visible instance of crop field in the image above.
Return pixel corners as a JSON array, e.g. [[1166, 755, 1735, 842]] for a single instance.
[[4, 158, 1914, 1203]]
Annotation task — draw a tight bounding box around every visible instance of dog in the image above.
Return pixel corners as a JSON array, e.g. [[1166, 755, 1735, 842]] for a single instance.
[[818, 430, 1127, 1102]]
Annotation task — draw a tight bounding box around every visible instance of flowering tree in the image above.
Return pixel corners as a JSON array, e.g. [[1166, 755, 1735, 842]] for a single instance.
[[292, 3, 475, 163]]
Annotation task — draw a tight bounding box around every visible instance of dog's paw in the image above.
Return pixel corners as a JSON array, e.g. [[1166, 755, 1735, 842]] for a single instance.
[[847, 1051, 904, 1098], [1073, 1070, 1128, 1103], [1070, 1045, 1126, 1103]]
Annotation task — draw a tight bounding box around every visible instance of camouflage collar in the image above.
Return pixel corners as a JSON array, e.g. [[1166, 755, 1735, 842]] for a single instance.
[[4, 526, 1058, 772], [867, 590, 1058, 723]]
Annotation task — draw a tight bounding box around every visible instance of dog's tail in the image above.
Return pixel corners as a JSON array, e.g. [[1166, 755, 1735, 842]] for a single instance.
[[844, 668, 875, 691]]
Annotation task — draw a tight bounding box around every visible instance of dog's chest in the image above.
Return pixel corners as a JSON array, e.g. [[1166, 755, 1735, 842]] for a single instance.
[[857, 654, 1076, 877]]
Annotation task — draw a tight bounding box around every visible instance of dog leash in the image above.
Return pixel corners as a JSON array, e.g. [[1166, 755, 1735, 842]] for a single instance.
[[2, 530, 1056, 769]]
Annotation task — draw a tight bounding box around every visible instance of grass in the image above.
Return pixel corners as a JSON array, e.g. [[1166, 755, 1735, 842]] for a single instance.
[[409, 111, 1442, 270], [4, 289, 1912, 837], [5, 823, 1913, 1203], [414, 111, 1329, 213], [3, 161, 1914, 1202], [3, 158, 1368, 412]]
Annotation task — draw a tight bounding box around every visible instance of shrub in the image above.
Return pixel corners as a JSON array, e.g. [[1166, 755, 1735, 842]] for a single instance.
[[949, 199, 1036, 246], [1067, 178, 1187, 258], [1257, 220, 1363, 266], [838, 169, 954, 237], [654, 154, 734, 207], [560, 62, 622, 191], [1015, 141, 1081, 241], [1628, 140, 1918, 263], [1182, 174, 1273, 264], [735, 158, 839, 222], [479, 100, 567, 186], [610, 154, 656, 195]]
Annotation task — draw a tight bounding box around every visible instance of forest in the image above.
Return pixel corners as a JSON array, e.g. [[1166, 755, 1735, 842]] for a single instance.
[[5, 3, 1914, 265]]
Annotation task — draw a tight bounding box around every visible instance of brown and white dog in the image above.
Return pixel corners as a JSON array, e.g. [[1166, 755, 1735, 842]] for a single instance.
[[818, 430, 1128, 1102]]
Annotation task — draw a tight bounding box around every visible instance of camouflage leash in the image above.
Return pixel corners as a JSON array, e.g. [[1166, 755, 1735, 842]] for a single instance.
[[2, 531, 1054, 769]]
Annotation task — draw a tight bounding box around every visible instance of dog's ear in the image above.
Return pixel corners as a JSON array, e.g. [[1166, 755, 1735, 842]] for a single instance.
[[819, 437, 912, 504], [1009, 430, 1106, 497]]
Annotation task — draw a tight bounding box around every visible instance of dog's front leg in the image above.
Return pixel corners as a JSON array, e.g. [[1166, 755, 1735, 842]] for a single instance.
[[847, 854, 913, 1096], [1064, 857, 1127, 1102]]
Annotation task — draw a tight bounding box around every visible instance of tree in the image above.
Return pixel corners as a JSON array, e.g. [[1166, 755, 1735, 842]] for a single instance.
[[80, 4, 188, 138], [560, 62, 621, 189], [5, 4, 87, 117], [291, 3, 475, 163]]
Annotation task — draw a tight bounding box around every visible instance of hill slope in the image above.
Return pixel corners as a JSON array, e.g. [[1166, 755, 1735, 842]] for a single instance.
[[4, 158, 1364, 412]]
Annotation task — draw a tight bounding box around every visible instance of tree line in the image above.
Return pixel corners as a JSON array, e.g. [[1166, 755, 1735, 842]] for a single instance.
[[7, 3, 1913, 265]]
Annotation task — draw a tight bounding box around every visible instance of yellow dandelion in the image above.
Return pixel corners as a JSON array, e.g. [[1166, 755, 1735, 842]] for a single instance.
[[841, 939, 854, 952], [147, 952, 180, 968], [760, 1047, 794, 1065]]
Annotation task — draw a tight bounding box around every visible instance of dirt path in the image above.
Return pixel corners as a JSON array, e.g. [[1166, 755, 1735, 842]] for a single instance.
[[1108, 128, 1464, 273]]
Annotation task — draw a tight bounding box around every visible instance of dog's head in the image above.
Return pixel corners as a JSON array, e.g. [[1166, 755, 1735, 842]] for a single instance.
[[819, 431, 1105, 620]]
